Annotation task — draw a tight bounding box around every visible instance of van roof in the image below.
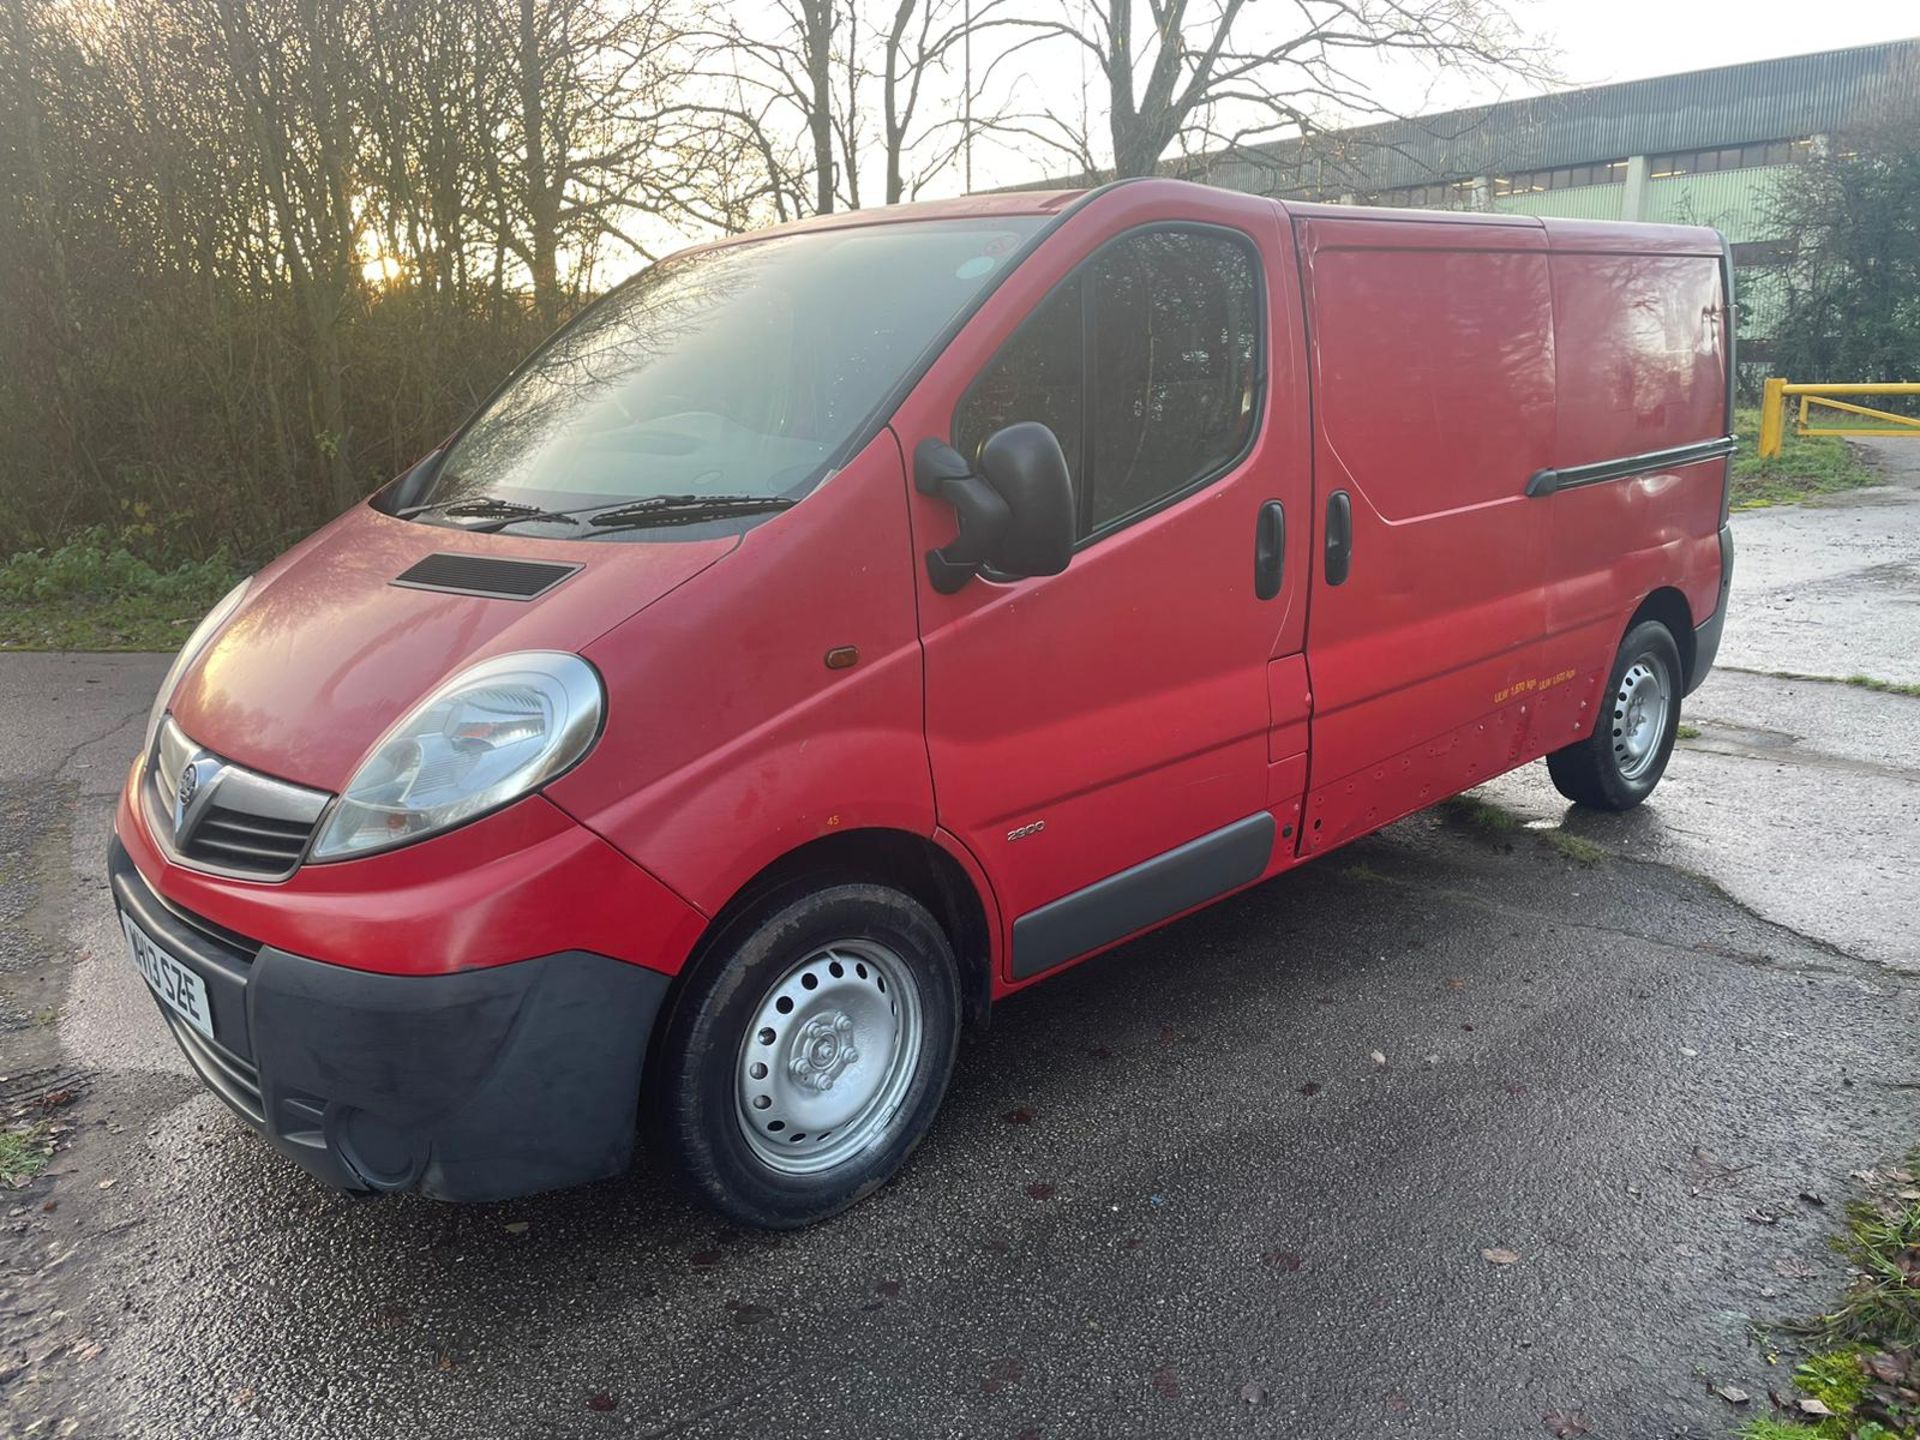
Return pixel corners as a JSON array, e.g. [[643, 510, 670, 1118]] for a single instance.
[[683, 176, 1722, 260]]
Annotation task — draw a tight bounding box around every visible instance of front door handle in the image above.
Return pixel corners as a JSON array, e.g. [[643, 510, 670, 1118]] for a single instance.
[[1253, 500, 1286, 600], [1324, 491, 1352, 586]]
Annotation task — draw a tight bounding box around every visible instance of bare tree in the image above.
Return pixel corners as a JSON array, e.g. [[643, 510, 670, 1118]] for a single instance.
[[880, 0, 1014, 203], [1001, 0, 1549, 180], [696, 0, 853, 215]]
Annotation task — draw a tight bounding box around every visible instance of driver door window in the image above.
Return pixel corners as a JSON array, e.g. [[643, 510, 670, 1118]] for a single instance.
[[953, 226, 1261, 541]]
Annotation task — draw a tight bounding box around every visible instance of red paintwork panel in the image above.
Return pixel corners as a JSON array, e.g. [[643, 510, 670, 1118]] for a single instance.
[[1549, 250, 1726, 465], [1541, 243, 1730, 661], [547, 430, 935, 918], [169, 503, 734, 790], [1295, 215, 1554, 845], [118, 774, 704, 976]]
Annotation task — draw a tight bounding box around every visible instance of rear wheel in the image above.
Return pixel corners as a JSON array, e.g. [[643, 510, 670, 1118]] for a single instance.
[[1547, 619, 1683, 811], [647, 882, 960, 1228]]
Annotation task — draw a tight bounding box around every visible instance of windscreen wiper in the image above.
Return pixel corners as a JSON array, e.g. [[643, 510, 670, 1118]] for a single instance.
[[585, 494, 797, 531], [399, 495, 581, 531]]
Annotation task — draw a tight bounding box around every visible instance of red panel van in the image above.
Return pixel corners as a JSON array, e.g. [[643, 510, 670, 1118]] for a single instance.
[[110, 178, 1735, 1226]]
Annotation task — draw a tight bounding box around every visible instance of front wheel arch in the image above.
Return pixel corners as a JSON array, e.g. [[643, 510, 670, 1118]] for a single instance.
[[652, 828, 994, 1071]]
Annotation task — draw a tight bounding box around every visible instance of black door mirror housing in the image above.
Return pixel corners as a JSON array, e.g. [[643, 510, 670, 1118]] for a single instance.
[[976, 422, 1074, 580], [915, 424, 1074, 593]]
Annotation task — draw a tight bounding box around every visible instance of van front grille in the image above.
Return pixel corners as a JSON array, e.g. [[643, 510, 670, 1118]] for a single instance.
[[146, 719, 331, 882], [185, 805, 318, 876]]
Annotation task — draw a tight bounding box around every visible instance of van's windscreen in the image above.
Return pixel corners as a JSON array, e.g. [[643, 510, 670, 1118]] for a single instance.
[[408, 218, 1044, 531]]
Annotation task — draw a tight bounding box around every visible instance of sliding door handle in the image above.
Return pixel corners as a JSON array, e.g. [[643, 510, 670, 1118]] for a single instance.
[[1253, 500, 1286, 600], [1324, 490, 1352, 586]]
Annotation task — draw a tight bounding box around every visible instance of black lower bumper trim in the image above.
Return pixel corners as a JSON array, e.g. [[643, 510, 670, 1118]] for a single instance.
[[109, 837, 672, 1203], [1687, 522, 1734, 695]]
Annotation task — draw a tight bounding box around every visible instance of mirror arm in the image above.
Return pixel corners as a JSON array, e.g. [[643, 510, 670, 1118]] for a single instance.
[[914, 440, 1010, 594]]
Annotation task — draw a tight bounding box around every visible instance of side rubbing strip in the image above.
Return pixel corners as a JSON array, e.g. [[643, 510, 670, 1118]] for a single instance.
[[1010, 813, 1276, 980], [1525, 435, 1737, 498]]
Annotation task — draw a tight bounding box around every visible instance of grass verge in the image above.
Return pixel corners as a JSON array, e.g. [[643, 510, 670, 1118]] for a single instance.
[[1437, 794, 1520, 838], [0, 1123, 53, 1187], [1742, 1163, 1920, 1439], [1733, 406, 1878, 510], [1845, 676, 1920, 699], [0, 529, 239, 651]]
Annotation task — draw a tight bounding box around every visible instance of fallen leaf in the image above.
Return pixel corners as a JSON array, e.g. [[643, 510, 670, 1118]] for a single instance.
[[1714, 1384, 1750, 1405], [1239, 1381, 1268, 1406], [1867, 1352, 1908, 1385], [1543, 1412, 1591, 1437], [689, 1248, 724, 1268], [727, 1301, 771, 1326], [1298, 1081, 1322, 1097], [1799, 1398, 1833, 1417], [1482, 1248, 1521, 1266], [1384, 1391, 1410, 1413], [502, 1221, 529, 1234], [1024, 1182, 1056, 1201], [1680, 1047, 1699, 1058], [587, 1392, 617, 1412], [436, 1354, 457, 1372], [96, 1178, 115, 1190], [1150, 1365, 1181, 1398], [1799, 1191, 1826, 1207], [1370, 1050, 1387, 1066], [1004, 1106, 1036, 1125], [982, 1357, 1025, 1394]]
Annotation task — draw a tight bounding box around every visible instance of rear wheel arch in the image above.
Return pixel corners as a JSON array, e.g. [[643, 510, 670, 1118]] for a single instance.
[[1627, 587, 1696, 688]]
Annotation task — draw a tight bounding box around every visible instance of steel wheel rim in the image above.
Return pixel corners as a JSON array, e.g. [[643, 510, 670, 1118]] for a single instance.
[[735, 939, 923, 1176], [1611, 652, 1672, 781]]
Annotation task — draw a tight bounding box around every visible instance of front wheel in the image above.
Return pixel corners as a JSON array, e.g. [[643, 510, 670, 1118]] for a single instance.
[[646, 883, 961, 1228], [1547, 619, 1683, 811]]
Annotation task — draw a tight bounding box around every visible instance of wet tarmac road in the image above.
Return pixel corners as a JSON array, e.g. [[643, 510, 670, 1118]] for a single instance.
[[5, 440, 1919, 1439]]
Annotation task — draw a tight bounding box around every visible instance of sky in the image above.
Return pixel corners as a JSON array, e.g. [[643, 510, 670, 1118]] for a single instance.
[[1529, 2, 1915, 95]]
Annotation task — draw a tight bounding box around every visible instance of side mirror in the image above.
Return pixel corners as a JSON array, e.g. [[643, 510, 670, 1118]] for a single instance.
[[977, 422, 1074, 580], [914, 424, 1074, 594]]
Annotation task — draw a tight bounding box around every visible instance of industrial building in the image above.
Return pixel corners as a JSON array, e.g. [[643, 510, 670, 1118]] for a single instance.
[[1174, 36, 1920, 364]]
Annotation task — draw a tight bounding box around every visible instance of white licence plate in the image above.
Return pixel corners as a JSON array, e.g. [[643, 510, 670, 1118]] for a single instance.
[[122, 913, 214, 1040]]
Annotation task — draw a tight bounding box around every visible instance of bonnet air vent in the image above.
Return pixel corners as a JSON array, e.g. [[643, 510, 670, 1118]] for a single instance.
[[391, 553, 580, 601]]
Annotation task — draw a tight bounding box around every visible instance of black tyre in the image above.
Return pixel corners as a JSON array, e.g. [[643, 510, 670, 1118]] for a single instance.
[[1547, 619, 1684, 811], [646, 882, 961, 1229]]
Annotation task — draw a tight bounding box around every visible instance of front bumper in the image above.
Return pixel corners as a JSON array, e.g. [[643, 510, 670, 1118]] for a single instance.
[[110, 838, 671, 1201]]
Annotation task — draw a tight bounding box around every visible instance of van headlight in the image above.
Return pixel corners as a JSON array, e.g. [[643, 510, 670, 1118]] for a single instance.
[[144, 578, 251, 758], [311, 651, 603, 862]]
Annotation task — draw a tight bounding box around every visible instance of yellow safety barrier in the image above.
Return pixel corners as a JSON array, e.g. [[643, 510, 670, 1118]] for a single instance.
[[1757, 377, 1920, 457]]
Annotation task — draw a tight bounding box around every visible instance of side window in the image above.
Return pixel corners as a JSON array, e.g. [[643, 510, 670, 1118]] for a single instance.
[[954, 226, 1261, 541], [1087, 231, 1259, 530], [953, 274, 1084, 501]]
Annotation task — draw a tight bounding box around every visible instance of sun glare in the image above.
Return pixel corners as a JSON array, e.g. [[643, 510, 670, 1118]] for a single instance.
[[361, 252, 404, 286]]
